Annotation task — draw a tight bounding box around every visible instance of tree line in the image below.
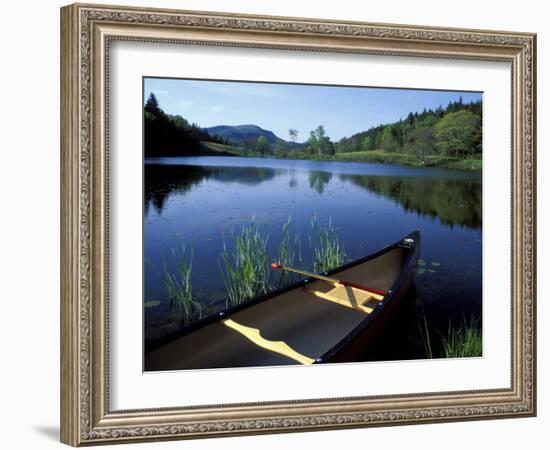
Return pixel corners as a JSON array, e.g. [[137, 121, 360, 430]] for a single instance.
[[334, 98, 482, 162], [144, 91, 482, 164], [144, 93, 230, 157], [274, 98, 481, 163]]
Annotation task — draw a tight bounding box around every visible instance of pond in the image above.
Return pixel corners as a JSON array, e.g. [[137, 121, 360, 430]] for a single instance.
[[144, 156, 482, 361]]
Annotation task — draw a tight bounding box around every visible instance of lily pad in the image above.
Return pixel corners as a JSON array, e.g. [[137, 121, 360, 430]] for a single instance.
[[417, 267, 426, 275], [428, 269, 436, 273], [418, 259, 426, 266], [430, 261, 441, 267]]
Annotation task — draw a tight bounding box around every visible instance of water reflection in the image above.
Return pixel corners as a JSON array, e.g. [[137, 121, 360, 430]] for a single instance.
[[144, 164, 210, 215], [338, 174, 482, 229], [145, 164, 277, 215], [288, 170, 298, 189], [208, 166, 277, 185], [145, 163, 481, 229], [308, 171, 333, 194]]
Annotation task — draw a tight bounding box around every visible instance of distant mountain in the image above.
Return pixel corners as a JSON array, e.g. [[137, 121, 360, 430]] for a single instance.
[[206, 124, 286, 147]]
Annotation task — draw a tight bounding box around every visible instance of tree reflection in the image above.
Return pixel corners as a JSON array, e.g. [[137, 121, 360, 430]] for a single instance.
[[145, 164, 277, 215], [145, 164, 211, 216], [145, 163, 482, 229], [308, 171, 332, 194], [339, 174, 482, 229]]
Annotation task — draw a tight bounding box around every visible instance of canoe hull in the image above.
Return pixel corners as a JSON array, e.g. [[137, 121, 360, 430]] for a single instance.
[[145, 230, 421, 370], [314, 230, 420, 364], [324, 241, 419, 363]]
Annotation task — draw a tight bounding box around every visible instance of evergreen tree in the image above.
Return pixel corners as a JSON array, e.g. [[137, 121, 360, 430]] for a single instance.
[[145, 93, 163, 117]]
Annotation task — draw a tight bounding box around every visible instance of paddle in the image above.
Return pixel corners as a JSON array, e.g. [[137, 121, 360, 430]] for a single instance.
[[270, 262, 387, 296]]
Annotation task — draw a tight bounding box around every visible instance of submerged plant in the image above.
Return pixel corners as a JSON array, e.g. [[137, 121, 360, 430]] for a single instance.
[[220, 219, 270, 307], [310, 214, 345, 273], [163, 246, 202, 327], [441, 317, 482, 358]]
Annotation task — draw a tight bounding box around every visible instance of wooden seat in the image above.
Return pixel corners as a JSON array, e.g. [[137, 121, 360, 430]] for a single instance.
[[304, 283, 384, 314], [222, 318, 315, 365]]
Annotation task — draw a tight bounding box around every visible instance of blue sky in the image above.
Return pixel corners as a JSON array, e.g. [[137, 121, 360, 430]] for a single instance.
[[144, 77, 482, 142]]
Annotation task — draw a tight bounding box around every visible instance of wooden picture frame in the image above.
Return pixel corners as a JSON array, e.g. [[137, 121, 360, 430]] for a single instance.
[[60, 3, 536, 446]]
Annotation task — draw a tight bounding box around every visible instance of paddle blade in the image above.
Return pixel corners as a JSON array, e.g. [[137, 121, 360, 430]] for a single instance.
[[271, 262, 282, 270]]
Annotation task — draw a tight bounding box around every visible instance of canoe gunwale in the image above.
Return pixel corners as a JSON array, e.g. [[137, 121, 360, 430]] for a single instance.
[[317, 230, 421, 363], [145, 230, 421, 357]]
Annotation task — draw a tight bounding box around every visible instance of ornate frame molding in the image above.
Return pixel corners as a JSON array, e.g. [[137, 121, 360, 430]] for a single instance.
[[60, 3, 536, 446]]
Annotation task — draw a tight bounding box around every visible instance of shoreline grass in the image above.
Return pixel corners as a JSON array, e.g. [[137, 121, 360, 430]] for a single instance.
[[220, 219, 270, 308], [202, 141, 481, 171], [441, 317, 482, 358], [418, 307, 434, 359], [419, 311, 482, 359], [164, 215, 350, 325], [275, 218, 303, 287], [297, 150, 481, 171], [162, 246, 202, 326], [219, 215, 347, 308], [310, 215, 346, 273]]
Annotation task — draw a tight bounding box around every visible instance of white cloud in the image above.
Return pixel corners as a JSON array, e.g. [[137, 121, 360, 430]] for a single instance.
[[210, 105, 225, 113]]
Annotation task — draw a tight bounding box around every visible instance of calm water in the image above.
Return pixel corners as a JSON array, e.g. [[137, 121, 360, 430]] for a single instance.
[[144, 156, 482, 360]]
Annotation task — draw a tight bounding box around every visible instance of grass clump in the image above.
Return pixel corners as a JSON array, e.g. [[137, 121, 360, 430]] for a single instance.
[[163, 246, 202, 327], [441, 317, 482, 358], [310, 215, 345, 273], [418, 312, 482, 359], [220, 219, 270, 307], [275, 217, 303, 287]]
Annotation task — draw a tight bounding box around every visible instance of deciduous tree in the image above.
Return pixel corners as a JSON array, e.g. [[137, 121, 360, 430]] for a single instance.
[[435, 110, 481, 158], [288, 128, 298, 143], [256, 135, 270, 155]]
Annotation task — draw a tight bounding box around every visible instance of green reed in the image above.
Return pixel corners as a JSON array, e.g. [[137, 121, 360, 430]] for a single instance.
[[418, 312, 481, 359], [216, 215, 346, 310], [275, 218, 303, 287], [162, 246, 202, 327], [441, 317, 482, 358], [310, 214, 346, 273], [418, 306, 434, 359], [220, 219, 270, 307]]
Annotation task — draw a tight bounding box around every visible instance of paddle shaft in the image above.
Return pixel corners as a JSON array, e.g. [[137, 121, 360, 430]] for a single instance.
[[271, 263, 387, 296]]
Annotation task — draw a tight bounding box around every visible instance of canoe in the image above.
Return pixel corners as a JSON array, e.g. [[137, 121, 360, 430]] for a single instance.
[[145, 230, 421, 371]]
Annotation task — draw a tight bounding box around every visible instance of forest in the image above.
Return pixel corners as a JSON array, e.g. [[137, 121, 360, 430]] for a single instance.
[[274, 97, 482, 169], [333, 97, 482, 161], [144, 92, 482, 169], [144, 93, 231, 157]]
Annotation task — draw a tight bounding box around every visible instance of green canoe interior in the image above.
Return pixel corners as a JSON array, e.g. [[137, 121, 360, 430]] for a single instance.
[[145, 246, 408, 371]]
